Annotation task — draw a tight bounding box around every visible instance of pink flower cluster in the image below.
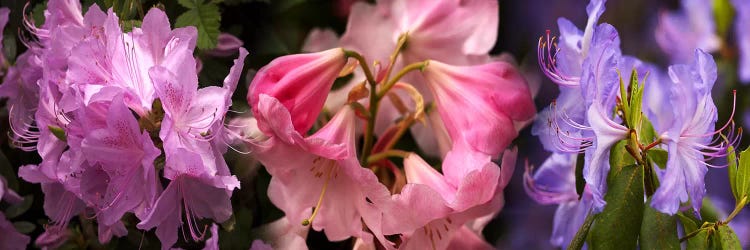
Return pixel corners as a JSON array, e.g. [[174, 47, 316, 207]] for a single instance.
[[0, 1, 246, 248], [244, 0, 536, 249]]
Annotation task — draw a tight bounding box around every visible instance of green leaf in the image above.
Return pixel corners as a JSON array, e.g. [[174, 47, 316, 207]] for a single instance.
[[686, 228, 714, 250], [13, 221, 35, 234], [589, 141, 643, 249], [700, 198, 723, 223], [717, 225, 741, 249], [640, 198, 680, 250], [567, 210, 595, 250], [728, 145, 739, 200], [735, 147, 750, 201], [647, 148, 668, 170], [0, 151, 19, 191], [175, 0, 221, 49], [5, 195, 33, 219], [713, 0, 735, 39], [575, 153, 586, 199], [639, 117, 657, 145], [32, 2, 47, 26]]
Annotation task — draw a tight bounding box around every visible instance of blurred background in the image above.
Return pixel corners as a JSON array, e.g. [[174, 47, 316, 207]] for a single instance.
[[1, 0, 747, 249]]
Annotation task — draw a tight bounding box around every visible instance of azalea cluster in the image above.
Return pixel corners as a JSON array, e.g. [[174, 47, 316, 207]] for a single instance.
[[525, 0, 740, 247], [0, 1, 246, 249], [241, 0, 535, 249]]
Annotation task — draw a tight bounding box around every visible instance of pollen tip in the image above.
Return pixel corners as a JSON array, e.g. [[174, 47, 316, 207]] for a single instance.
[[301, 219, 311, 226]]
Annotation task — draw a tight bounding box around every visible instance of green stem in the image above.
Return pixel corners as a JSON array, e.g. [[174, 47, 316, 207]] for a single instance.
[[680, 196, 747, 242], [724, 195, 748, 223], [367, 149, 411, 165], [344, 50, 379, 165], [679, 228, 706, 242], [381, 34, 409, 85], [343, 50, 377, 86], [377, 61, 429, 98]]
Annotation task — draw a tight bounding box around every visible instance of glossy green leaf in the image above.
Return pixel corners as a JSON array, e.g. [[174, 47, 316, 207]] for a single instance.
[[647, 148, 668, 170], [589, 141, 643, 249], [640, 199, 680, 250], [736, 147, 750, 201], [176, 0, 222, 49], [728, 145, 739, 200], [717, 225, 741, 249]]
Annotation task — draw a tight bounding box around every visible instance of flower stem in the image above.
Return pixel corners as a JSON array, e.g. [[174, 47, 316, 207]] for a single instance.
[[343, 50, 377, 86], [724, 195, 748, 223], [367, 149, 411, 165], [381, 33, 409, 86], [378, 61, 429, 99]]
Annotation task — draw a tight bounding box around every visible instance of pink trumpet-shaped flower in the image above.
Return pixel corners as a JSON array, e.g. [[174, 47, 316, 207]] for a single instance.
[[420, 60, 535, 157], [252, 95, 391, 241], [386, 148, 516, 250], [248, 48, 348, 135]]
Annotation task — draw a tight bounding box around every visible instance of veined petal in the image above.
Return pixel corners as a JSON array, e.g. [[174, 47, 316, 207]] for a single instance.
[[584, 103, 628, 210]]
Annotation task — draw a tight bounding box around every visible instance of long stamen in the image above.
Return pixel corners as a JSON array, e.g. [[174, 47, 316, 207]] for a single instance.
[[537, 30, 580, 86], [683, 90, 737, 138], [302, 160, 334, 226]]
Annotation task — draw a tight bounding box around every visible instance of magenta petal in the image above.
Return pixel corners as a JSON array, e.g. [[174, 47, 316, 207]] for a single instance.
[[248, 48, 347, 135]]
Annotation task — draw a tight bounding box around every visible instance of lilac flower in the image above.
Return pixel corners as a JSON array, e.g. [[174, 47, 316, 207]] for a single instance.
[[651, 49, 733, 214], [0, 213, 31, 250], [525, 153, 594, 248], [655, 0, 721, 63], [532, 0, 608, 153], [80, 95, 162, 225], [733, 0, 750, 83], [9, 2, 249, 248]]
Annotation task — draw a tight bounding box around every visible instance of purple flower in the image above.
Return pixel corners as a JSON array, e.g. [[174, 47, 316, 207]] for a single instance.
[[733, 0, 750, 83], [0, 212, 30, 250], [651, 49, 733, 214], [655, 0, 721, 63], [532, 0, 609, 154], [524, 153, 594, 248]]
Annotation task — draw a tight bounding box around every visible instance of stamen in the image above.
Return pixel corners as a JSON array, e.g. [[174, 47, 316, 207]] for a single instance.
[[302, 160, 335, 226], [683, 90, 737, 138], [537, 30, 580, 86]]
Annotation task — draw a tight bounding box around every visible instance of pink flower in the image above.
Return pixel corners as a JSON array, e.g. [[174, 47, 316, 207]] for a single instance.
[[248, 48, 348, 135], [383, 148, 517, 249], [136, 150, 239, 250], [420, 60, 535, 157], [392, 0, 498, 64], [79, 95, 162, 224], [253, 217, 309, 250], [251, 95, 391, 241], [0, 213, 30, 250], [204, 33, 244, 57]]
